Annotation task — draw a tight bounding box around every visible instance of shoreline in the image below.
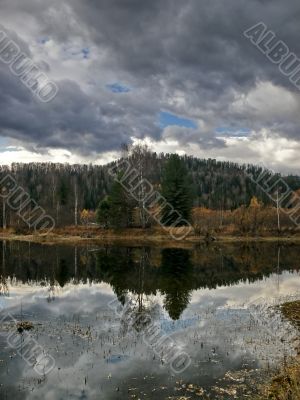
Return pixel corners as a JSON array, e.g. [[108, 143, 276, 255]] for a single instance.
[[1, 228, 300, 246]]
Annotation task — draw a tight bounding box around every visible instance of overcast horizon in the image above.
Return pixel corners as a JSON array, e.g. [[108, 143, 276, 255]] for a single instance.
[[0, 1, 300, 174]]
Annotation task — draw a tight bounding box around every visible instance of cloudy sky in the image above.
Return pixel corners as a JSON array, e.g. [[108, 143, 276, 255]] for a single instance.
[[0, 0, 300, 173]]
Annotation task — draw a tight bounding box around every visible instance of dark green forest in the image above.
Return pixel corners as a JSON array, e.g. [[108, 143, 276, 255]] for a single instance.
[[1, 149, 300, 228]]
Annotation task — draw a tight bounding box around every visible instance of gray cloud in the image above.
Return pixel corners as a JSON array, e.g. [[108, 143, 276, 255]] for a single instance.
[[0, 0, 300, 161]]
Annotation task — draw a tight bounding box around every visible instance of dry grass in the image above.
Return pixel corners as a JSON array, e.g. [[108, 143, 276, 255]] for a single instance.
[[281, 301, 300, 331], [257, 362, 300, 400], [2, 225, 300, 247], [257, 300, 300, 400]]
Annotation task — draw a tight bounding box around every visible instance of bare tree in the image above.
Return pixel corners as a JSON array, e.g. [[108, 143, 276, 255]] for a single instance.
[[2, 198, 6, 229], [74, 180, 78, 226], [276, 189, 281, 233]]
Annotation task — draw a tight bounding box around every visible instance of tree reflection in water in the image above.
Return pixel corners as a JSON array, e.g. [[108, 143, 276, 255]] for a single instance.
[[0, 241, 298, 320]]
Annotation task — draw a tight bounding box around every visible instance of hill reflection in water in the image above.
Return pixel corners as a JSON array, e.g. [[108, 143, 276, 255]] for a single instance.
[[1, 241, 299, 320]]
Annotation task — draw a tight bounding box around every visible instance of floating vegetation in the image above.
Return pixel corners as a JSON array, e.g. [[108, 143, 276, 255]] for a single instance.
[[281, 300, 300, 331], [256, 300, 300, 399], [257, 361, 300, 400], [16, 321, 34, 333]]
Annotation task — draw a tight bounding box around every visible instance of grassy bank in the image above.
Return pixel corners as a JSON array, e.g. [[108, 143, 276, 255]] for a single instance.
[[1, 226, 300, 246], [258, 362, 300, 399]]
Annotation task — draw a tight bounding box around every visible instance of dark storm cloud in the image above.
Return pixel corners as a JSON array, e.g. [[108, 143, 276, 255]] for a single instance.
[[0, 26, 161, 153], [0, 0, 300, 156]]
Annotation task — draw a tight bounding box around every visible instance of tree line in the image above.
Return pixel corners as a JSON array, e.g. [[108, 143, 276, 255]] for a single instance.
[[1, 145, 300, 231]]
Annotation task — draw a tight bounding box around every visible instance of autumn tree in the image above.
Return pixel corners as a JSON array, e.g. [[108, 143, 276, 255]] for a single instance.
[[248, 196, 264, 234], [80, 209, 95, 225], [235, 196, 265, 235]]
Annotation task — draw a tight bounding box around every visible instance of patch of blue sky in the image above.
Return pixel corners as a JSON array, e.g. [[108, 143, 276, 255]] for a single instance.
[[0, 137, 14, 152], [62, 46, 90, 60], [159, 111, 197, 129], [37, 37, 50, 44], [106, 82, 131, 93], [106, 354, 129, 364], [160, 317, 197, 334], [216, 127, 250, 137], [82, 48, 90, 59], [70, 48, 88, 56]]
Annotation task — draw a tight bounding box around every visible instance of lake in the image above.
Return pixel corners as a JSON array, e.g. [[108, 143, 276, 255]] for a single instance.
[[0, 240, 300, 399]]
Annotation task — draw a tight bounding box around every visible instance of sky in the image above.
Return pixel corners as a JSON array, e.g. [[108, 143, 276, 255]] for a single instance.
[[0, 0, 300, 173]]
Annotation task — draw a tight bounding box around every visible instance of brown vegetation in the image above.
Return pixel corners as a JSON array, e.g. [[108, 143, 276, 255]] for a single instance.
[[193, 200, 300, 237], [257, 301, 300, 400], [1, 197, 300, 245]]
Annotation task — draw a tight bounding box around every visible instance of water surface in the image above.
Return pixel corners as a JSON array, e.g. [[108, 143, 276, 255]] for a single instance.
[[0, 241, 299, 399]]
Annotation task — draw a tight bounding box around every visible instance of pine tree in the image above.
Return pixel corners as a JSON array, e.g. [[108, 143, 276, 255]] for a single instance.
[[107, 176, 134, 228], [161, 154, 193, 225], [58, 180, 68, 205], [96, 198, 111, 228]]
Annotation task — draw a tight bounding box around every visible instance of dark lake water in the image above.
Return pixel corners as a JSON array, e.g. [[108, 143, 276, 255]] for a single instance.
[[0, 241, 300, 399]]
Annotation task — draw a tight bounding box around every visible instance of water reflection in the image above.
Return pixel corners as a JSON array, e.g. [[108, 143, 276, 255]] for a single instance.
[[0, 241, 300, 399], [160, 249, 192, 320], [1, 241, 300, 319]]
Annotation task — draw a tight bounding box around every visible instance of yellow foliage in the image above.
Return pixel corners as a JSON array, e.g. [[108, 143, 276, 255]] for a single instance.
[[249, 196, 261, 208], [80, 209, 95, 225]]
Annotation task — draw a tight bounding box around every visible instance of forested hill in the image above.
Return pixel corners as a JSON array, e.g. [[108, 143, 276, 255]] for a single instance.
[[1, 152, 300, 227]]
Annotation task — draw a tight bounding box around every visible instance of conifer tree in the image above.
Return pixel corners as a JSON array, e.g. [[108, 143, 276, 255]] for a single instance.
[[105, 174, 134, 228], [96, 198, 111, 228], [161, 154, 192, 225]]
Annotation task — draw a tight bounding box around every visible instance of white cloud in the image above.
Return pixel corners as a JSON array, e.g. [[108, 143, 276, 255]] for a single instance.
[[0, 146, 119, 165], [231, 81, 300, 119]]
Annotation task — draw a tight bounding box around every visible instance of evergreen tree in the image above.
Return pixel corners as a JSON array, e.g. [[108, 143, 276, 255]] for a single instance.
[[58, 180, 68, 205], [96, 197, 111, 228], [161, 154, 193, 225], [107, 176, 134, 228]]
